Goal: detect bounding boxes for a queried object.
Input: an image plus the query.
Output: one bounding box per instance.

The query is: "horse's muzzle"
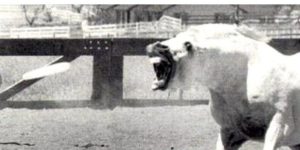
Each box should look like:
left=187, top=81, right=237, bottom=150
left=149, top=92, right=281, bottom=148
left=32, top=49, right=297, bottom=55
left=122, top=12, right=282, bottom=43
left=146, top=42, right=176, bottom=91
left=146, top=42, right=170, bottom=56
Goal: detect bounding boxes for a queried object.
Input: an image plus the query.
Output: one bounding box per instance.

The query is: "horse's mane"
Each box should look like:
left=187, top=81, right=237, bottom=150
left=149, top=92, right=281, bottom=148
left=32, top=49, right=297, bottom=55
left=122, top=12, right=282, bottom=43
left=187, top=24, right=271, bottom=43
left=236, top=24, right=271, bottom=43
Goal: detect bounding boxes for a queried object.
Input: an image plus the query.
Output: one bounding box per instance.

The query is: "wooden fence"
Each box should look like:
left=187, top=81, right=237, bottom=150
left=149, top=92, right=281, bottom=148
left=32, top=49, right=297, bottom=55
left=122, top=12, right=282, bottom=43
left=0, top=29, right=10, bottom=38
left=82, top=15, right=182, bottom=38
left=1, top=14, right=300, bottom=39
left=0, top=16, right=182, bottom=39
left=9, top=26, right=71, bottom=38
left=248, top=24, right=300, bottom=39
left=186, top=14, right=300, bottom=25
left=185, top=14, right=300, bottom=39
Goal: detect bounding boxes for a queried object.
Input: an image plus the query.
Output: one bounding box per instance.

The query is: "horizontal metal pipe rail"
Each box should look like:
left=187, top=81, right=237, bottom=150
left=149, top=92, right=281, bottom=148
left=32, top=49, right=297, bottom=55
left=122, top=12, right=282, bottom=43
left=0, top=38, right=296, bottom=109
left=0, top=38, right=206, bottom=109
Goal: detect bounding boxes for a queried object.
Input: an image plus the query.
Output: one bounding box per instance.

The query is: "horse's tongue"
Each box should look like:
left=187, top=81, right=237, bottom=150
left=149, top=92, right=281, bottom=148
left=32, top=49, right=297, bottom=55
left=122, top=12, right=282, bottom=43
left=151, top=79, right=165, bottom=90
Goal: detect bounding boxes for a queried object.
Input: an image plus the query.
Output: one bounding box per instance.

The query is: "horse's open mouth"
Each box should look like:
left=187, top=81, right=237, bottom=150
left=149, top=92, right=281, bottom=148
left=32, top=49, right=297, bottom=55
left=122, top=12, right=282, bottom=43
left=147, top=43, right=176, bottom=91
left=151, top=60, right=173, bottom=90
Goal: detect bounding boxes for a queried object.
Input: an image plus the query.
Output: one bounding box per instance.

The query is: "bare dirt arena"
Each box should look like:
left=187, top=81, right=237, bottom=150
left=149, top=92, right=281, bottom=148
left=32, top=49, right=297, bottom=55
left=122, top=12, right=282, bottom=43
left=0, top=56, right=291, bottom=150
left=0, top=105, right=288, bottom=150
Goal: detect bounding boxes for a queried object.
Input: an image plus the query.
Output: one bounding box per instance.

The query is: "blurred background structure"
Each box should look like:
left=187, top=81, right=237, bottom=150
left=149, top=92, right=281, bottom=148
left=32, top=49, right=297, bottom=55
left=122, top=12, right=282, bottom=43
left=0, top=6, right=297, bottom=150
left=0, top=5, right=300, bottom=39
left=1, top=5, right=300, bottom=102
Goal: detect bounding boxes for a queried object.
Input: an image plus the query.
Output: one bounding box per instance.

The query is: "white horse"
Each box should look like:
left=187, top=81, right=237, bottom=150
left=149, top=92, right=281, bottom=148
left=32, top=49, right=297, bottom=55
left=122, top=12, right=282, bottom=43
left=146, top=24, right=300, bottom=150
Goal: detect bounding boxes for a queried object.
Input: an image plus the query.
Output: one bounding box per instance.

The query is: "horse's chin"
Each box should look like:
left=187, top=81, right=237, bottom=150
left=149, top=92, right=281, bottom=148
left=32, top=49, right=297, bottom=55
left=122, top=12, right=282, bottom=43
left=151, top=79, right=167, bottom=91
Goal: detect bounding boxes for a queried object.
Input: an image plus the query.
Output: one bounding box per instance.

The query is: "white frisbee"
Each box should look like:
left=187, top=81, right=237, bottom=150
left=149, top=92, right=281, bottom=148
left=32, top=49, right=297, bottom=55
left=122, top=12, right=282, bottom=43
left=22, top=62, right=71, bottom=80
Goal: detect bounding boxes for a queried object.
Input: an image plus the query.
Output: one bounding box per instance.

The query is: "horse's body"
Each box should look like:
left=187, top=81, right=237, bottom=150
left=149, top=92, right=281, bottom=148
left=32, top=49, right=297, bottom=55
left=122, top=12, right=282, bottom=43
left=146, top=24, right=300, bottom=150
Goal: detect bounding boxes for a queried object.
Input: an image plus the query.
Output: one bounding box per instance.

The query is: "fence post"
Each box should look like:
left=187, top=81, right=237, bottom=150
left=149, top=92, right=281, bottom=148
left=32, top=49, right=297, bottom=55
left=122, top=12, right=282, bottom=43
left=155, top=21, right=159, bottom=36
left=136, top=22, right=139, bottom=37
left=91, top=48, right=112, bottom=107
left=90, top=39, right=121, bottom=109
left=114, top=24, right=117, bottom=37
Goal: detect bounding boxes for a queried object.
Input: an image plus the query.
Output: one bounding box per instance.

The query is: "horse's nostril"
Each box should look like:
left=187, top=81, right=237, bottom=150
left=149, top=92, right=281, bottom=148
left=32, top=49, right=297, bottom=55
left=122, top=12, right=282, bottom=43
left=155, top=43, right=169, bottom=50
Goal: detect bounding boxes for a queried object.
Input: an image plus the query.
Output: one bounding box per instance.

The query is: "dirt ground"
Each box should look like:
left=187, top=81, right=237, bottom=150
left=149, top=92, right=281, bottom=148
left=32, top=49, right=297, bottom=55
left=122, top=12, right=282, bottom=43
left=0, top=56, right=291, bottom=150
left=0, top=105, right=290, bottom=150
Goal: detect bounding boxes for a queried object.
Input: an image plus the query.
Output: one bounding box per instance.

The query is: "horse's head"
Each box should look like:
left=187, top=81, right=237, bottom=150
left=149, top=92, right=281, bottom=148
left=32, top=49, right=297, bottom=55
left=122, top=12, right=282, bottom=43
left=146, top=30, right=197, bottom=90
left=146, top=24, right=271, bottom=90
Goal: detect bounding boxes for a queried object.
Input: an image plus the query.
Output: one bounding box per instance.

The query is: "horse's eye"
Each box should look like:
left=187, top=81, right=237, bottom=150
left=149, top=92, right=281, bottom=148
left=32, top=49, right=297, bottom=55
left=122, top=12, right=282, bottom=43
left=184, top=42, right=193, bottom=51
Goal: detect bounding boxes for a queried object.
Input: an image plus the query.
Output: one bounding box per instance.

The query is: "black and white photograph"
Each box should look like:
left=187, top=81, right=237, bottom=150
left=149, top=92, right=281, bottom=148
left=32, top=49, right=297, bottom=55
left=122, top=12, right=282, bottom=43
left=0, top=3, right=299, bottom=150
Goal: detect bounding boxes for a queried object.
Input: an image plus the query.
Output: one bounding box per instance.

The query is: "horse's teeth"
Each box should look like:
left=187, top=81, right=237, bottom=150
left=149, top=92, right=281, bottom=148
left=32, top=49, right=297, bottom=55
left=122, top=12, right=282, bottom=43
left=149, top=57, right=162, bottom=64
left=152, top=78, right=165, bottom=90
left=153, top=79, right=165, bottom=86
left=151, top=84, right=159, bottom=90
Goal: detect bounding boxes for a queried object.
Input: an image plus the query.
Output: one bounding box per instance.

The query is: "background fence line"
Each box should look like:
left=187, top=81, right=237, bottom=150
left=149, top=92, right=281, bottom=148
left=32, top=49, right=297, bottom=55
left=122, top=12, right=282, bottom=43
left=82, top=15, right=182, bottom=38
left=9, top=26, right=71, bottom=38
left=1, top=15, right=300, bottom=39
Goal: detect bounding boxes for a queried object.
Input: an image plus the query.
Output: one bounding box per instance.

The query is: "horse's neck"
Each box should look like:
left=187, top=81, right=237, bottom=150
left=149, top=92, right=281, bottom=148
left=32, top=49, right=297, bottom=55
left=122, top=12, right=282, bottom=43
left=247, top=43, right=283, bottom=66
left=198, top=51, right=249, bottom=94
left=204, top=42, right=282, bottom=99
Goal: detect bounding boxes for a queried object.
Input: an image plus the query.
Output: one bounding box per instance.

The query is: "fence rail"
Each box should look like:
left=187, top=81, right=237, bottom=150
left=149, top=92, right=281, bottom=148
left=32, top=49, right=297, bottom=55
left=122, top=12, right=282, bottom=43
left=186, top=14, right=300, bottom=25
left=2, top=15, right=300, bottom=39
left=186, top=15, right=300, bottom=39
left=82, top=15, right=182, bottom=38
left=246, top=24, right=300, bottom=39
left=9, top=26, right=71, bottom=38
left=0, top=38, right=193, bottom=109
left=0, top=38, right=295, bottom=109
left=0, top=29, right=10, bottom=38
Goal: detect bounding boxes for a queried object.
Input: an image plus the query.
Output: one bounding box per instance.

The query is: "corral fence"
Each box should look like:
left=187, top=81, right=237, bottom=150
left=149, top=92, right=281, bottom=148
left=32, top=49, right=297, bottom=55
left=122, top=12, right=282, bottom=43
left=0, top=38, right=210, bottom=109
left=186, top=14, right=300, bottom=25
left=9, top=26, right=71, bottom=38
left=82, top=15, right=182, bottom=38
left=249, top=24, right=300, bottom=39
left=0, top=38, right=296, bottom=109
left=186, top=14, right=300, bottom=39
left=2, top=15, right=300, bottom=39
left=0, top=28, right=10, bottom=38
left=0, top=16, right=182, bottom=39
left=0, top=15, right=299, bottom=109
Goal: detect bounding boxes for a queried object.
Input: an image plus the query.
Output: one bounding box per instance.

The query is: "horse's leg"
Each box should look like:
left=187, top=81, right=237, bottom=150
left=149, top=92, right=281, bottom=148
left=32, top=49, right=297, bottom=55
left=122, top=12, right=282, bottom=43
left=216, top=132, right=225, bottom=150
left=263, top=112, right=285, bottom=150
left=216, top=128, right=247, bottom=150
left=263, top=105, right=294, bottom=150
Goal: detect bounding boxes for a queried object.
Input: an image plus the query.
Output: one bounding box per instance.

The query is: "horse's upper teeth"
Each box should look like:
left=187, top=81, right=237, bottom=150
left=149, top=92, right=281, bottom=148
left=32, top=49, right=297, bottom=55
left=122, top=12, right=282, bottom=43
left=149, top=57, right=162, bottom=64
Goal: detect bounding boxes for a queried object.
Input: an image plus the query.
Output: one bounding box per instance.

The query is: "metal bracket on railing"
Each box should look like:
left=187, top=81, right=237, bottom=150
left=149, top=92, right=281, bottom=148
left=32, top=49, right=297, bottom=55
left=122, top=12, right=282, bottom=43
left=83, top=39, right=113, bottom=54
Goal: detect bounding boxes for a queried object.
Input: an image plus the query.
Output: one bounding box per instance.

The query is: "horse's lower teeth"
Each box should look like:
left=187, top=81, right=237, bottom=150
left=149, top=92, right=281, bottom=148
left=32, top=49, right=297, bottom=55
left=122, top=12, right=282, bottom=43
left=152, top=79, right=165, bottom=90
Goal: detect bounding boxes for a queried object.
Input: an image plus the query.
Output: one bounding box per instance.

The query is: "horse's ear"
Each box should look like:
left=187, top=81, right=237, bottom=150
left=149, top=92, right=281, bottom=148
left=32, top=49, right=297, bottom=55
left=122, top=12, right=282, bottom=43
left=172, top=41, right=194, bottom=61
left=184, top=42, right=193, bottom=52
left=184, top=41, right=194, bottom=57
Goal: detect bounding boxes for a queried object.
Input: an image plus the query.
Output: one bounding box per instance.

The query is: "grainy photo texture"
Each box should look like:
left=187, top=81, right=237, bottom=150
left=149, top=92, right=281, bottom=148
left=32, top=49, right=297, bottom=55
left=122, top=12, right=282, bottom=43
left=0, top=4, right=298, bottom=150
